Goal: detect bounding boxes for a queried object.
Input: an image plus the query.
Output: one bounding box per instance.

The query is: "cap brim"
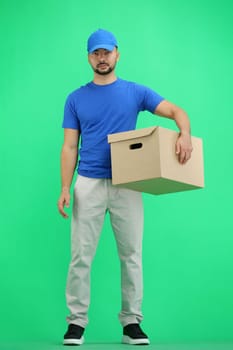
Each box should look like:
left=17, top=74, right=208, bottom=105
left=88, top=44, right=115, bottom=53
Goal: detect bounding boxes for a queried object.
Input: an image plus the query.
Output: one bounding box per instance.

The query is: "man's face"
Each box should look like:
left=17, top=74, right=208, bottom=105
left=88, top=47, right=119, bottom=75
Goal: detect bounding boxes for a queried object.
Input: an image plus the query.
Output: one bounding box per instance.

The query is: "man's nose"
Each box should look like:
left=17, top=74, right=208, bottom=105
left=99, top=53, right=106, bottom=61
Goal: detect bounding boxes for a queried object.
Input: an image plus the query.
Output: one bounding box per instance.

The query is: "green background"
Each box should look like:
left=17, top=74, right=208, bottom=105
left=0, top=0, right=233, bottom=346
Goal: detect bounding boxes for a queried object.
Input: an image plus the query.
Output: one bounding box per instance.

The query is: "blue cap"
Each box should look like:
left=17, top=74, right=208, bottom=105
left=87, top=29, right=118, bottom=53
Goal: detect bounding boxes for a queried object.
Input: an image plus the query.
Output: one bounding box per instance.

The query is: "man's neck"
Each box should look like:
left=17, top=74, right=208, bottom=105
left=93, top=72, right=117, bottom=85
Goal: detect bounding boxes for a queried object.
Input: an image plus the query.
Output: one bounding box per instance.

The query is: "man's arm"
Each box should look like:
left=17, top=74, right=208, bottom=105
left=154, top=100, right=193, bottom=164
left=58, top=128, right=80, bottom=218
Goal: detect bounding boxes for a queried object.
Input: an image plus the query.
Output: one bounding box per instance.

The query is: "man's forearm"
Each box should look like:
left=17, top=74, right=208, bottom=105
left=154, top=100, right=191, bottom=135
left=172, top=107, right=191, bottom=135
left=61, top=145, right=78, bottom=192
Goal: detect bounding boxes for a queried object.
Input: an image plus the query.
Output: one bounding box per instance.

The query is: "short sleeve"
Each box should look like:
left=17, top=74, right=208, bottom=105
left=135, top=84, right=165, bottom=113
left=62, top=94, right=80, bottom=130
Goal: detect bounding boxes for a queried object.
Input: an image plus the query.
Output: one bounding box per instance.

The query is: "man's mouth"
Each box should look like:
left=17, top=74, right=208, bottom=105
left=97, top=63, right=108, bottom=68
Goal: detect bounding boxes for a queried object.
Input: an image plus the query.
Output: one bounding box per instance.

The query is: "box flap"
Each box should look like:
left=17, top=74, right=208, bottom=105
left=108, top=126, right=157, bottom=144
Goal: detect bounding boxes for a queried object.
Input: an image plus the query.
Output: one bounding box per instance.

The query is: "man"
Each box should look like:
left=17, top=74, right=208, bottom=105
left=58, top=29, right=192, bottom=346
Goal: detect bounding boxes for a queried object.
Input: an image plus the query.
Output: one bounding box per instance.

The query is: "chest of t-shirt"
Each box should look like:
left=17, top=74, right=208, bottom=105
left=75, top=88, right=138, bottom=128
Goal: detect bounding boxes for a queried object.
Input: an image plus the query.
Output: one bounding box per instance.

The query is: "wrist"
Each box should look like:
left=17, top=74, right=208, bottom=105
left=62, top=186, right=70, bottom=193
left=179, top=130, right=191, bottom=136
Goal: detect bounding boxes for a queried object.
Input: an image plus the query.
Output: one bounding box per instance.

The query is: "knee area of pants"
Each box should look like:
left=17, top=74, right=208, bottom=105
left=119, top=248, right=142, bottom=261
left=70, top=254, right=92, bottom=268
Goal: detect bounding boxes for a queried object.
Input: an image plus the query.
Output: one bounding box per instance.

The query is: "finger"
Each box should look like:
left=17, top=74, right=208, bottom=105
left=185, top=151, right=192, bottom=162
left=179, top=150, right=186, bottom=164
left=60, top=208, right=69, bottom=218
left=176, top=142, right=181, bottom=155
left=183, top=150, right=192, bottom=164
left=65, top=197, right=70, bottom=208
left=58, top=200, right=69, bottom=218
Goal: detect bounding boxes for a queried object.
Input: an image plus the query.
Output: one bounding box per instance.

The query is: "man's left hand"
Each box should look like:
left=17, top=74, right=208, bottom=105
left=175, top=132, right=193, bottom=164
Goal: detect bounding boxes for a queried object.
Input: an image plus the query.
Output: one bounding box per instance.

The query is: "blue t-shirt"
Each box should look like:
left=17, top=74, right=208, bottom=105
left=62, top=78, right=164, bottom=178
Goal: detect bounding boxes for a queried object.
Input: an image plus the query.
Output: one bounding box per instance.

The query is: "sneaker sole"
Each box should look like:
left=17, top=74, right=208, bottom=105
left=122, top=335, right=150, bottom=345
left=63, top=336, right=84, bottom=345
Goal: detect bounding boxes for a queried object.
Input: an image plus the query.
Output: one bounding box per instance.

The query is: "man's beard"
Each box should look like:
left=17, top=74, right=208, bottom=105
left=94, top=63, right=116, bottom=75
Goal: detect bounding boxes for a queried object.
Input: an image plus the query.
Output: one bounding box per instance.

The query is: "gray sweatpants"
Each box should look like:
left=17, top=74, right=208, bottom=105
left=65, top=175, right=144, bottom=328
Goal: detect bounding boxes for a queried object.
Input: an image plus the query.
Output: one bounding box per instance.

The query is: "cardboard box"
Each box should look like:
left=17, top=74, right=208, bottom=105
left=108, top=126, right=204, bottom=195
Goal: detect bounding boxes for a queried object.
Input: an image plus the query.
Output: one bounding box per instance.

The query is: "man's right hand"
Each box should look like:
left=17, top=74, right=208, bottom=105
left=58, top=189, right=70, bottom=219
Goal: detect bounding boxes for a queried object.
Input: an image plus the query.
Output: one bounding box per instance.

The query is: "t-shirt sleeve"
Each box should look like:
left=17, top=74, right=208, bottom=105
left=62, top=94, right=81, bottom=130
left=135, top=84, right=165, bottom=113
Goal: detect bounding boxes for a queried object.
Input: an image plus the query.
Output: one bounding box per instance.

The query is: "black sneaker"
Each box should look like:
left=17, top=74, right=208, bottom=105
left=63, top=324, right=85, bottom=345
left=122, top=323, right=150, bottom=345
